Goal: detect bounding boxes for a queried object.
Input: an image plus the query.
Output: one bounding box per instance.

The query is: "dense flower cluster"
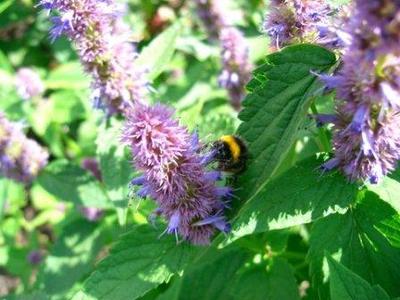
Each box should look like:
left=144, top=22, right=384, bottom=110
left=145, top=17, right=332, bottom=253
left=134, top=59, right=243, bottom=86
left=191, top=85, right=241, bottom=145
left=0, top=113, right=48, bottom=183
left=264, top=0, right=344, bottom=50
left=320, top=0, right=400, bottom=184
left=15, top=68, right=44, bottom=100
left=193, top=0, right=229, bottom=39
left=122, top=104, right=231, bottom=245
left=218, top=27, right=252, bottom=111
left=38, top=0, right=148, bottom=115
left=194, top=0, right=251, bottom=110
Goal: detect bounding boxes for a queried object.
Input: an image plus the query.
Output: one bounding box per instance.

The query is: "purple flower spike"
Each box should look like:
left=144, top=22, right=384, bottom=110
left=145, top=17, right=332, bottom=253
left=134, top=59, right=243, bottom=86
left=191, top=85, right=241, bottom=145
left=15, top=68, right=44, bottom=100
left=218, top=27, right=252, bottom=111
left=39, top=0, right=149, bottom=115
left=313, top=114, right=338, bottom=127
left=80, top=206, right=103, bottom=222
left=137, top=186, right=150, bottom=198
left=317, top=0, right=400, bottom=184
left=27, top=250, right=42, bottom=265
left=167, top=212, right=181, bottom=234
left=122, top=104, right=232, bottom=245
left=193, top=214, right=231, bottom=233
left=81, top=158, right=102, bottom=181
left=263, top=0, right=346, bottom=51
left=349, top=105, right=369, bottom=133
left=321, top=158, right=340, bottom=172
left=193, top=0, right=230, bottom=39
left=0, top=113, right=48, bottom=184
left=130, top=176, right=146, bottom=186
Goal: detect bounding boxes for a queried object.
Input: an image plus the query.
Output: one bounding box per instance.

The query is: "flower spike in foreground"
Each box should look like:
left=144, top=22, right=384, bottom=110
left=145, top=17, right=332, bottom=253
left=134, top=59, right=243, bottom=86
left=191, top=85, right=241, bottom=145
left=318, top=0, right=400, bottom=184
left=0, top=113, right=48, bottom=183
left=122, top=103, right=231, bottom=245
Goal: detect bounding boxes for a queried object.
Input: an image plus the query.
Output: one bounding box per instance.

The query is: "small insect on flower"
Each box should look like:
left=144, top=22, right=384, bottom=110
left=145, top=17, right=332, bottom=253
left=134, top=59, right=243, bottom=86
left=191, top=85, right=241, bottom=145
left=210, top=135, right=248, bottom=174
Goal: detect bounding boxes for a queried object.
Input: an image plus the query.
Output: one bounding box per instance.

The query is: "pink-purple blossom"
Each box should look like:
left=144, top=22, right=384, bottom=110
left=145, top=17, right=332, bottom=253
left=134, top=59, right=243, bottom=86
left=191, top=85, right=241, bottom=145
left=122, top=104, right=231, bottom=245
left=39, top=0, right=148, bottom=115
left=15, top=68, right=45, bottom=100
left=193, top=0, right=251, bottom=110
left=193, top=0, right=230, bottom=39
left=27, top=250, right=43, bottom=265
left=263, top=0, right=344, bottom=50
left=0, top=113, right=48, bottom=183
left=319, top=0, right=400, bottom=184
left=218, top=27, right=252, bottom=111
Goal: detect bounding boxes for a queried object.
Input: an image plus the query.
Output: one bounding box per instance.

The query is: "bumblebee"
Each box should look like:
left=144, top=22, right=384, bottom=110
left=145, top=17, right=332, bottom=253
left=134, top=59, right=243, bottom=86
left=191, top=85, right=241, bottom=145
left=211, top=135, right=248, bottom=173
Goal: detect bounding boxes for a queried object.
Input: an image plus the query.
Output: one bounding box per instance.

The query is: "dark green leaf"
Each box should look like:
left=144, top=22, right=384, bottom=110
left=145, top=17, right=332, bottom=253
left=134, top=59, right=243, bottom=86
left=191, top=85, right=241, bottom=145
left=227, top=157, right=357, bottom=243
left=327, top=256, right=390, bottom=300
left=232, top=258, right=300, bottom=300
left=158, top=249, right=299, bottom=300
left=73, top=225, right=197, bottom=300
left=237, top=44, right=336, bottom=198
left=308, top=192, right=400, bottom=298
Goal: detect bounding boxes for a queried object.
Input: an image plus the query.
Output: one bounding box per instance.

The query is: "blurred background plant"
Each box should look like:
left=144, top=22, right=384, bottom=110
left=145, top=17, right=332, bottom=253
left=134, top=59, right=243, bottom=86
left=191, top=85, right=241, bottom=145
left=2, top=1, right=400, bottom=300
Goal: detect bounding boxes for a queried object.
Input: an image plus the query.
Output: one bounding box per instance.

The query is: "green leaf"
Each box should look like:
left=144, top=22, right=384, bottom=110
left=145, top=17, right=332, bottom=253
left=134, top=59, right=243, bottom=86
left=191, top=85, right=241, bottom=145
left=36, top=219, right=105, bottom=299
left=38, top=160, right=111, bottom=208
left=158, top=247, right=249, bottom=300
left=367, top=168, right=400, bottom=213
left=308, top=191, right=400, bottom=298
left=5, top=291, right=50, bottom=300
left=0, top=48, right=13, bottom=72
left=232, top=258, right=300, bottom=300
left=227, top=157, right=357, bottom=243
left=135, top=22, right=181, bottom=81
left=0, top=178, right=8, bottom=221
left=96, top=120, right=132, bottom=225
left=73, top=225, right=197, bottom=300
left=158, top=249, right=299, bottom=300
left=46, top=62, right=90, bottom=90
left=49, top=90, right=87, bottom=123
left=327, top=256, right=390, bottom=300
left=236, top=44, right=336, bottom=198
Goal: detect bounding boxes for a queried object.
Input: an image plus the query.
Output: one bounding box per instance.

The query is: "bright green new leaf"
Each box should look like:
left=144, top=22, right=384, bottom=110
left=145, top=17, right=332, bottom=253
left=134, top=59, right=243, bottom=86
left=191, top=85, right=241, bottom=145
left=327, top=256, right=390, bottom=300
left=46, top=62, right=90, bottom=90
left=36, top=219, right=105, bottom=299
left=135, top=22, right=181, bottom=81
left=38, top=160, right=111, bottom=208
left=96, top=120, right=132, bottom=225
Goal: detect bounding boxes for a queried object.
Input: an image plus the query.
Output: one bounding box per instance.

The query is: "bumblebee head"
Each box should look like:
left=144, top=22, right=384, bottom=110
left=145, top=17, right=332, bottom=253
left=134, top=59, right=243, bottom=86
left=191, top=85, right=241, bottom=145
left=210, top=135, right=248, bottom=173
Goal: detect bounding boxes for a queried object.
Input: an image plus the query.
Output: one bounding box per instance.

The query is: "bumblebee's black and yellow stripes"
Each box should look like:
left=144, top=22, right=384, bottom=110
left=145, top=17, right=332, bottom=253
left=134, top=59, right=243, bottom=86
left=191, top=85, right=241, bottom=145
left=211, top=135, right=248, bottom=173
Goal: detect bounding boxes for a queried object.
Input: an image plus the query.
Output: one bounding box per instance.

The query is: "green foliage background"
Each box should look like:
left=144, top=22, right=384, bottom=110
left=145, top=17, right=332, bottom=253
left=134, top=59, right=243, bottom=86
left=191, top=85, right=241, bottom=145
left=1, top=0, right=400, bottom=300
